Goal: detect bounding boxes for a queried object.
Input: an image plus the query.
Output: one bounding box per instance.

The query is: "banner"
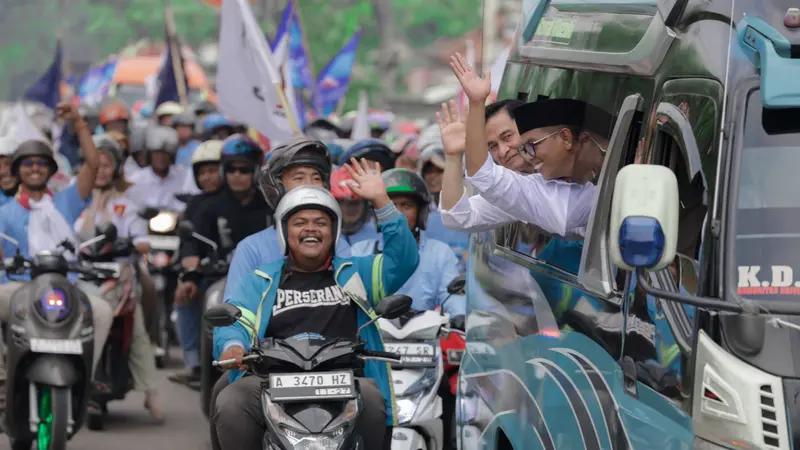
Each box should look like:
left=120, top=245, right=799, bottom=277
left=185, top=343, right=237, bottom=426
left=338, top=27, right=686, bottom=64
left=316, top=30, right=361, bottom=117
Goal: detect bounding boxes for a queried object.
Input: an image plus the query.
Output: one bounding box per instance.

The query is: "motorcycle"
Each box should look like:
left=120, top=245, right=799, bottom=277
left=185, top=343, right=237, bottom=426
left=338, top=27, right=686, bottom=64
left=140, top=207, right=181, bottom=368
left=205, top=294, right=413, bottom=449
left=439, top=276, right=466, bottom=450
left=175, top=220, right=229, bottom=417
left=75, top=225, right=138, bottom=431
left=0, top=231, right=116, bottom=450
left=378, top=294, right=465, bottom=450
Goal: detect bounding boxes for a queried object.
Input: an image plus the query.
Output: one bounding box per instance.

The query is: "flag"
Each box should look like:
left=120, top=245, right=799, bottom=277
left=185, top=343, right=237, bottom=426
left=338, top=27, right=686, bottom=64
left=270, top=0, right=316, bottom=128
left=350, top=90, right=370, bottom=140
left=14, top=103, right=49, bottom=143
left=316, top=30, right=361, bottom=117
left=76, top=58, right=118, bottom=106
left=490, top=46, right=510, bottom=95
left=155, top=6, right=190, bottom=108
left=270, top=0, right=301, bottom=128
left=24, top=41, right=63, bottom=110
left=217, top=0, right=293, bottom=139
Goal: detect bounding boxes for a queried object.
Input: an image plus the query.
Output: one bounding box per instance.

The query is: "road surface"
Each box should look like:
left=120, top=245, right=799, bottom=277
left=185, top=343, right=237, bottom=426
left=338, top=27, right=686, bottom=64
left=0, top=353, right=213, bottom=450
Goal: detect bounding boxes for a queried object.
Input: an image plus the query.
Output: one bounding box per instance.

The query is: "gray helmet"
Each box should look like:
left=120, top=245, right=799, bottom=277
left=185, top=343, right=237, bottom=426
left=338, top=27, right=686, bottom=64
left=92, top=133, right=124, bottom=177
left=145, top=126, right=180, bottom=156
left=258, top=136, right=331, bottom=210
left=170, top=112, right=195, bottom=128
left=129, top=124, right=149, bottom=155
left=274, top=186, right=342, bottom=255
left=11, top=140, right=58, bottom=178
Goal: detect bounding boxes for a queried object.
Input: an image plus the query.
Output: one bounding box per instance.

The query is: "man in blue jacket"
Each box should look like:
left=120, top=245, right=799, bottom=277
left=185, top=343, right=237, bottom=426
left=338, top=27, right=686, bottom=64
left=211, top=159, right=420, bottom=450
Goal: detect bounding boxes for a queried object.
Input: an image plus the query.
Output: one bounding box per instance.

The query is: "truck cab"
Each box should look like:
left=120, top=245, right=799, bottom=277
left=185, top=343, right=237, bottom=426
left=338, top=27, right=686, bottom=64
left=459, top=1, right=800, bottom=449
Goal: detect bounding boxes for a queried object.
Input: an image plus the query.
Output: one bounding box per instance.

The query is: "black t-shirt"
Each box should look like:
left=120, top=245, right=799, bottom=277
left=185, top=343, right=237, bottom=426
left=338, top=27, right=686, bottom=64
left=265, top=270, right=358, bottom=341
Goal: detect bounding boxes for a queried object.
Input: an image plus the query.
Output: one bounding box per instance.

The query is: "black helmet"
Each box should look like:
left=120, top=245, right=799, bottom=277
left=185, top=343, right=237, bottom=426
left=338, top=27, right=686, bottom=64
left=170, top=112, right=195, bottom=128
left=382, top=168, right=432, bottom=230
left=192, top=100, right=217, bottom=117
left=339, top=139, right=395, bottom=171
left=303, top=118, right=345, bottom=141
left=258, top=137, right=331, bottom=210
left=11, top=140, right=58, bottom=178
left=145, top=126, right=180, bottom=156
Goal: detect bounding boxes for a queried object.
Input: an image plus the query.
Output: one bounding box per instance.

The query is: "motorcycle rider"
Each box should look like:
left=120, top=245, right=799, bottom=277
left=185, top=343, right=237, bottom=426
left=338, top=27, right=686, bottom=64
left=155, top=101, right=183, bottom=127
left=337, top=139, right=396, bottom=172
left=0, top=137, right=19, bottom=206
left=172, top=112, right=201, bottom=166
left=170, top=136, right=268, bottom=386
left=0, top=102, right=113, bottom=381
left=417, top=141, right=446, bottom=207
left=221, top=137, right=351, bottom=303
left=330, top=166, right=378, bottom=245
left=72, top=134, right=164, bottom=423
left=212, top=160, right=420, bottom=450
left=199, top=113, right=237, bottom=142
left=350, top=169, right=466, bottom=317
left=192, top=100, right=217, bottom=122
left=126, top=125, right=199, bottom=212
left=126, top=124, right=150, bottom=177
left=98, top=101, right=131, bottom=136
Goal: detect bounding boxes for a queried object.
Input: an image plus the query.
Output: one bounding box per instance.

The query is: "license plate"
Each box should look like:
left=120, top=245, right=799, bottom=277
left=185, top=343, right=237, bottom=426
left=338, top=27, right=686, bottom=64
left=29, top=338, right=82, bottom=355
left=269, top=371, right=355, bottom=402
left=384, top=343, right=436, bottom=367
left=148, top=235, right=179, bottom=251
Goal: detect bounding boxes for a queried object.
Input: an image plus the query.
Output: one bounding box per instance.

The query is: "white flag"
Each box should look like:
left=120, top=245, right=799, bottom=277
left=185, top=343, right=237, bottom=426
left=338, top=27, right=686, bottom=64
left=350, top=90, right=370, bottom=141
left=272, top=30, right=300, bottom=129
left=217, top=0, right=292, bottom=140
left=14, top=102, right=48, bottom=143
left=491, top=46, right=511, bottom=94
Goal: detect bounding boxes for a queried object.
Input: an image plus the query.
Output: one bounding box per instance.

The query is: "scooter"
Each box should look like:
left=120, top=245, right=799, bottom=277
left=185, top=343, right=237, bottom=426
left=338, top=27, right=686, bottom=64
left=75, top=226, right=138, bottom=431
left=175, top=220, right=229, bottom=417
left=141, top=207, right=181, bottom=368
left=378, top=306, right=464, bottom=450
left=205, top=294, right=412, bottom=449
left=0, top=231, right=116, bottom=450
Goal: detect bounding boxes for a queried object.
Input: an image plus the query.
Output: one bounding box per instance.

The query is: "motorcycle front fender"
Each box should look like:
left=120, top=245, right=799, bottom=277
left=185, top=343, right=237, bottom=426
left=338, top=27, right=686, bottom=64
left=25, top=354, right=80, bottom=387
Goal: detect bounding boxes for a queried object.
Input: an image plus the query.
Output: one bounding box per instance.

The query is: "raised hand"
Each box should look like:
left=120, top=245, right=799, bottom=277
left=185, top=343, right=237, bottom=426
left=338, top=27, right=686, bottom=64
left=55, top=101, right=81, bottom=122
left=343, top=158, right=391, bottom=209
left=436, top=100, right=467, bottom=156
left=450, top=52, right=491, bottom=103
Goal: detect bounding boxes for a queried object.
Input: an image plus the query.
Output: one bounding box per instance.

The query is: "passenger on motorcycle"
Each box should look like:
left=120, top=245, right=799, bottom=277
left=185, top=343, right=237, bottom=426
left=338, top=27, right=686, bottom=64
left=125, top=124, right=150, bottom=177
left=0, top=103, right=114, bottom=377
left=171, top=136, right=269, bottom=385
left=0, top=137, right=19, bottom=206
left=154, top=101, right=183, bottom=127
left=126, top=125, right=199, bottom=212
left=330, top=166, right=378, bottom=245
left=222, top=137, right=352, bottom=303
left=72, top=134, right=164, bottom=422
left=351, top=169, right=466, bottom=317
left=212, top=162, right=420, bottom=450
left=99, top=101, right=131, bottom=136
left=171, top=112, right=201, bottom=167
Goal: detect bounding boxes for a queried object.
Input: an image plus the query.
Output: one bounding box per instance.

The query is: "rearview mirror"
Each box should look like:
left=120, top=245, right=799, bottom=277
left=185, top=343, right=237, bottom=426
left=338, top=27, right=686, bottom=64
left=138, top=207, right=160, bottom=220
left=177, top=220, right=196, bottom=241
left=609, top=165, right=678, bottom=272
left=375, top=294, right=412, bottom=320
left=96, top=223, right=117, bottom=243
left=447, top=275, right=466, bottom=295
left=204, top=303, right=241, bottom=328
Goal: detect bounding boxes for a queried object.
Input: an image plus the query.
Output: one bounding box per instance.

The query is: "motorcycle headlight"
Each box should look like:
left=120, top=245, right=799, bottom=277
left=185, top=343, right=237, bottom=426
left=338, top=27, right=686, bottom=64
left=34, top=289, right=72, bottom=323
left=264, top=394, right=349, bottom=450
left=396, top=393, right=424, bottom=425
left=402, top=366, right=438, bottom=397
left=322, top=398, right=359, bottom=433
left=263, top=394, right=307, bottom=432
left=149, top=212, right=177, bottom=233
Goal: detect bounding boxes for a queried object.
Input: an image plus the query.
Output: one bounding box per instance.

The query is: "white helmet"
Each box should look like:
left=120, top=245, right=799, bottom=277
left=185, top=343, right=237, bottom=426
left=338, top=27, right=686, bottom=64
left=155, top=101, right=184, bottom=118
left=274, top=186, right=342, bottom=255
left=191, top=140, right=223, bottom=167
left=0, top=136, right=20, bottom=157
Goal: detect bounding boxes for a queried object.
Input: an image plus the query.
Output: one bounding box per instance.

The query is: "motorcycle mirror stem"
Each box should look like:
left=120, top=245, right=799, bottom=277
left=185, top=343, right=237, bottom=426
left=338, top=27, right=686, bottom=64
left=77, top=234, right=107, bottom=252
left=192, top=231, right=219, bottom=253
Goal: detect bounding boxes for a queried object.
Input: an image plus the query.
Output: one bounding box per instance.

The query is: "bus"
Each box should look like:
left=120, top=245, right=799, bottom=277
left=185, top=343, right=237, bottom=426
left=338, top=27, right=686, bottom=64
left=458, top=1, right=800, bottom=449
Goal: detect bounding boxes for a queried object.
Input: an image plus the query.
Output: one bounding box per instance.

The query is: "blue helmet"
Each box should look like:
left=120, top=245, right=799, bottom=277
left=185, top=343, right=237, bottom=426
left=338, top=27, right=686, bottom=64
left=220, top=134, right=264, bottom=168
left=323, top=139, right=354, bottom=166
left=338, top=139, right=394, bottom=170
left=200, top=113, right=236, bottom=139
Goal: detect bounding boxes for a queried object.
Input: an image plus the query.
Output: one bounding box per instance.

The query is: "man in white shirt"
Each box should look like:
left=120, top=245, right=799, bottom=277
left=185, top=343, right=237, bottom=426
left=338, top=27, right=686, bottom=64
left=126, top=125, right=199, bottom=213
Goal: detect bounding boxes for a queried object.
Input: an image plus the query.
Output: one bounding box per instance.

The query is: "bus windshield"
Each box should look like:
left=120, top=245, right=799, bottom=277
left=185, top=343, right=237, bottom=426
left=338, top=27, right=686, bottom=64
left=734, top=91, right=800, bottom=299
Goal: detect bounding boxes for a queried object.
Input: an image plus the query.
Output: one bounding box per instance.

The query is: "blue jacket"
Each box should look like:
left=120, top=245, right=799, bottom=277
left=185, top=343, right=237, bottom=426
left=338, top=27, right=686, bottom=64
left=214, top=204, right=420, bottom=425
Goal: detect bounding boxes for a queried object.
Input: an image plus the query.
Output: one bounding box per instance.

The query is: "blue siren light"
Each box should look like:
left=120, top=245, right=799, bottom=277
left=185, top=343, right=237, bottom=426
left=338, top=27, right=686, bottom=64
left=618, top=216, right=665, bottom=268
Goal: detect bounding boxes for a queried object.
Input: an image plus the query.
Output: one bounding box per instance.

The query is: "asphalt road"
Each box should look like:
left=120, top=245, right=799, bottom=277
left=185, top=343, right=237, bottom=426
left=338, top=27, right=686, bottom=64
left=0, top=352, right=213, bottom=450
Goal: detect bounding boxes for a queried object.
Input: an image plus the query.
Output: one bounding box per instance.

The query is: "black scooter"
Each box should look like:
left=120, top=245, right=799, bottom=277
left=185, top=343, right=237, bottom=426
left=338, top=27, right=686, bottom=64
left=175, top=221, right=229, bottom=416
left=0, top=230, right=116, bottom=450
left=205, top=294, right=412, bottom=449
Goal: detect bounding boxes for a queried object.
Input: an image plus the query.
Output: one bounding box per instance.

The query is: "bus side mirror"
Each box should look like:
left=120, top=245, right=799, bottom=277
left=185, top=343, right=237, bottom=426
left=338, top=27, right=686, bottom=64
left=609, top=165, right=679, bottom=272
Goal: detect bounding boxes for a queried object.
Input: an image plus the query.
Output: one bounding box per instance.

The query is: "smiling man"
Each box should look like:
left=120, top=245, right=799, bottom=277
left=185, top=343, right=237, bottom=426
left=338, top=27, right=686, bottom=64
left=0, top=137, right=19, bottom=205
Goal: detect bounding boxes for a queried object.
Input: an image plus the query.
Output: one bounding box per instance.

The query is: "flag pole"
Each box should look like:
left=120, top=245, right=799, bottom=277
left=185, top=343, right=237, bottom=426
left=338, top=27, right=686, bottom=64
left=291, top=0, right=320, bottom=116
left=275, top=82, right=301, bottom=134
left=165, top=3, right=189, bottom=108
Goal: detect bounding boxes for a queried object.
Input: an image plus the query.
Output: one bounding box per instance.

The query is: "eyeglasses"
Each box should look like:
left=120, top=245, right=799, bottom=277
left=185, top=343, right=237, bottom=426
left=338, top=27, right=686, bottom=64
left=21, top=159, right=49, bottom=168
left=225, top=166, right=252, bottom=175
left=517, top=130, right=559, bottom=159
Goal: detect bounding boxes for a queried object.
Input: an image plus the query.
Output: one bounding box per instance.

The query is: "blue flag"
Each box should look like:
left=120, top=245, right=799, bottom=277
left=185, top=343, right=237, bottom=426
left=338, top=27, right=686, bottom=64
left=24, top=41, right=62, bottom=110
left=155, top=23, right=189, bottom=109
left=316, top=30, right=361, bottom=116
left=76, top=58, right=118, bottom=106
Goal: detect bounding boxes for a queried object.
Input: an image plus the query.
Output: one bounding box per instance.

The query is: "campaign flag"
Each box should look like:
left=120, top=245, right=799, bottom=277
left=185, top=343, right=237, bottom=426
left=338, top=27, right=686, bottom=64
left=350, top=90, right=370, bottom=141
left=24, top=41, right=63, bottom=110
left=316, top=30, right=361, bottom=117
left=154, top=6, right=190, bottom=108
left=269, top=0, right=301, bottom=128
left=76, top=59, right=118, bottom=106
left=216, top=0, right=293, bottom=139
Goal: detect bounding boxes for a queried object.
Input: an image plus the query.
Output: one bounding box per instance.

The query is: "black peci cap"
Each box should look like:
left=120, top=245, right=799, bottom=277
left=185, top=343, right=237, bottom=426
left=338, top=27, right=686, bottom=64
left=513, top=99, right=616, bottom=139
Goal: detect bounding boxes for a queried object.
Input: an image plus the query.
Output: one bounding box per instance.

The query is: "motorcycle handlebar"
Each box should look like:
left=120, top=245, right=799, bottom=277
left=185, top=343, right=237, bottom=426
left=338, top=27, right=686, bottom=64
left=212, top=354, right=261, bottom=367
left=211, top=347, right=404, bottom=367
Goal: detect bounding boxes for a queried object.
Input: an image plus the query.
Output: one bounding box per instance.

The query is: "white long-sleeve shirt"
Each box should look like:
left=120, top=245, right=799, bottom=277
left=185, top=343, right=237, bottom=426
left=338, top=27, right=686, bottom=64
left=440, top=188, right=518, bottom=233
left=126, top=165, right=199, bottom=213
left=458, top=155, right=597, bottom=238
